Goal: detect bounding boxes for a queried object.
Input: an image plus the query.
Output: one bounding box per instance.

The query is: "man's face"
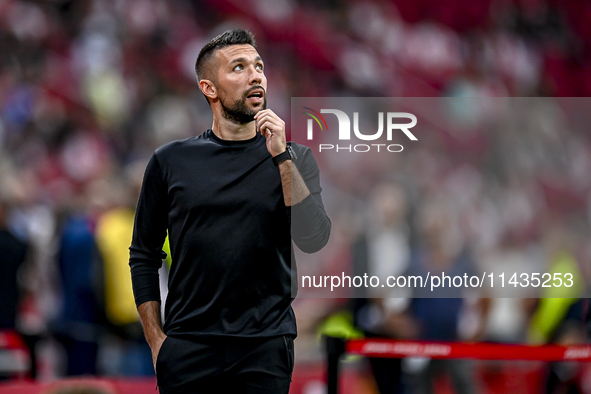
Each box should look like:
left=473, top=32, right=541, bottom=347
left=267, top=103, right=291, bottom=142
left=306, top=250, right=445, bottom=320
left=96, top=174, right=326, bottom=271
left=212, top=44, right=267, bottom=124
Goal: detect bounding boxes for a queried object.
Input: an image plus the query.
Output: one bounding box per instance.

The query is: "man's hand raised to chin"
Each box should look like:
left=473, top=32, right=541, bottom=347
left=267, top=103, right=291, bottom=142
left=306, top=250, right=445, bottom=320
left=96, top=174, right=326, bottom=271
left=254, top=109, right=286, bottom=157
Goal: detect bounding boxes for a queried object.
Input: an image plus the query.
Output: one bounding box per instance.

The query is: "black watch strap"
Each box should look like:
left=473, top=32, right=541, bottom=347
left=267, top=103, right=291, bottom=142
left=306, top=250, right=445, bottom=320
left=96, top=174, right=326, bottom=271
left=272, top=145, right=296, bottom=166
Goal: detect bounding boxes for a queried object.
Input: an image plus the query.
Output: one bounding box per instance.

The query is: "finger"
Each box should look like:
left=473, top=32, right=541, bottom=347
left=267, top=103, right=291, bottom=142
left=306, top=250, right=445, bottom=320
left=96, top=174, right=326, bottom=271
left=254, top=109, right=275, bottom=119
left=258, top=117, right=280, bottom=128
left=259, top=124, right=275, bottom=138
left=257, top=117, right=284, bottom=134
left=260, top=123, right=283, bottom=138
left=255, top=118, right=276, bottom=135
left=254, top=113, right=275, bottom=126
left=255, top=111, right=282, bottom=125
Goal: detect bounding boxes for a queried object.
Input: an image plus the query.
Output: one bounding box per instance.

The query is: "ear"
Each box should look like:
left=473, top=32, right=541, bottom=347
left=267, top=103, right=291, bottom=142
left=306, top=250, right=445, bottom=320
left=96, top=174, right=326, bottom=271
left=199, top=79, right=217, bottom=100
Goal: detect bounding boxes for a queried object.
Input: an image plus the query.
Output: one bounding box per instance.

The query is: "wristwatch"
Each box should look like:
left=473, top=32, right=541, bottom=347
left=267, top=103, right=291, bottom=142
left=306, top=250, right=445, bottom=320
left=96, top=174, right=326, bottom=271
left=272, top=145, right=297, bottom=166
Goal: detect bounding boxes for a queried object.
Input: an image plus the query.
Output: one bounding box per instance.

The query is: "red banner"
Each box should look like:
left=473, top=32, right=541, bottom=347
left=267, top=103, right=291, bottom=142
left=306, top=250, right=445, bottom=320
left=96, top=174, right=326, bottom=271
left=345, top=339, right=591, bottom=362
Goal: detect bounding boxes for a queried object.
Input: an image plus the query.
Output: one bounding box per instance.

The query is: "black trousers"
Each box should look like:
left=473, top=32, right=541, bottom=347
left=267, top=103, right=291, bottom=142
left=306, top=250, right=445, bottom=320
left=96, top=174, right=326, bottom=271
left=156, top=335, right=294, bottom=394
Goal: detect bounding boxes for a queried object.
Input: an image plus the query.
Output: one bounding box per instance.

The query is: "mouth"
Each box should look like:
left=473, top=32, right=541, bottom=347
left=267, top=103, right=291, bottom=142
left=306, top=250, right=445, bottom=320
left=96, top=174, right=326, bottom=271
left=246, top=88, right=265, bottom=103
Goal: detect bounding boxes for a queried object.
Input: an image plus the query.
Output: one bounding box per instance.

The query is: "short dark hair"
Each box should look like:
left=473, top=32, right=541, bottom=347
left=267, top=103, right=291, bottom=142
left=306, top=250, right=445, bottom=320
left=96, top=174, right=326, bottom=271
left=195, top=29, right=256, bottom=81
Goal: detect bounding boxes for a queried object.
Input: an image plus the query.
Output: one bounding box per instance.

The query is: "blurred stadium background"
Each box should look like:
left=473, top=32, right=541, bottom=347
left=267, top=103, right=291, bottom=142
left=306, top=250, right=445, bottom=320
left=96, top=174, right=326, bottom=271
left=0, top=0, right=591, bottom=393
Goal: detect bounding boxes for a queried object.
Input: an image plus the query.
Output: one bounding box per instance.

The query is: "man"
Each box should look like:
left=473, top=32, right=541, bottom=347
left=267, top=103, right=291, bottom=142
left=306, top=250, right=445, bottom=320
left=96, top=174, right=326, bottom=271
left=0, top=196, right=28, bottom=332
left=129, top=29, right=331, bottom=394
left=0, top=195, right=29, bottom=380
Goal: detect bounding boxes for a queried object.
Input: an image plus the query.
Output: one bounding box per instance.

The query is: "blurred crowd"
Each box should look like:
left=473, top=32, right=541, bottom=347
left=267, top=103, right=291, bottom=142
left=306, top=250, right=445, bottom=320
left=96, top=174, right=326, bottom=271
left=0, top=0, right=591, bottom=392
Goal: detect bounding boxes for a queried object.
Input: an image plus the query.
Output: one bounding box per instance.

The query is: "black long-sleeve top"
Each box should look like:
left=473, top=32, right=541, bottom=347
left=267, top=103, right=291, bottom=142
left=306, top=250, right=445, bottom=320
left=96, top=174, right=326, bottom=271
left=129, top=130, right=331, bottom=339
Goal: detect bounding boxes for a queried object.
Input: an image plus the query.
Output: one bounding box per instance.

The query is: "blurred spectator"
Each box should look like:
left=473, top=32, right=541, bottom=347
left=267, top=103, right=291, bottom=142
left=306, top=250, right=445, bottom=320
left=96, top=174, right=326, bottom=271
left=352, top=181, right=415, bottom=393
left=478, top=230, right=539, bottom=343
left=526, top=224, right=587, bottom=394
left=0, top=194, right=28, bottom=331
left=54, top=193, right=102, bottom=376
left=0, top=190, right=30, bottom=380
left=405, top=197, right=484, bottom=394
left=587, top=299, right=591, bottom=342
left=536, top=298, right=588, bottom=394
left=93, top=165, right=153, bottom=376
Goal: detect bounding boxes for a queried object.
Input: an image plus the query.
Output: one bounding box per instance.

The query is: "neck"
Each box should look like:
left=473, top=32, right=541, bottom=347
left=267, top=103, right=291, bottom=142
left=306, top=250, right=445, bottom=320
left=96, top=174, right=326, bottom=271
left=211, top=118, right=256, bottom=141
left=211, top=113, right=257, bottom=141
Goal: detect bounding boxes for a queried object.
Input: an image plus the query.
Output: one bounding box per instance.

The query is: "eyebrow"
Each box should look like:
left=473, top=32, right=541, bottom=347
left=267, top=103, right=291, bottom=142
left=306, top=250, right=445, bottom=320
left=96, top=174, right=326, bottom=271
left=229, top=56, right=263, bottom=65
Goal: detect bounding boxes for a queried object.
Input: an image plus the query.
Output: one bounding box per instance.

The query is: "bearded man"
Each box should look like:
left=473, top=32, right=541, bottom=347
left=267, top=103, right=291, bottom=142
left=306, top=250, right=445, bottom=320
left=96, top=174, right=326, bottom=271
left=129, top=29, right=331, bottom=394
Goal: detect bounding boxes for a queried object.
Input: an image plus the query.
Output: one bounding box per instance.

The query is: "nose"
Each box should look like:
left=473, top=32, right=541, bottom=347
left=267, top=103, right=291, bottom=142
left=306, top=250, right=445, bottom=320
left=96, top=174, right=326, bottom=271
left=248, top=66, right=263, bottom=85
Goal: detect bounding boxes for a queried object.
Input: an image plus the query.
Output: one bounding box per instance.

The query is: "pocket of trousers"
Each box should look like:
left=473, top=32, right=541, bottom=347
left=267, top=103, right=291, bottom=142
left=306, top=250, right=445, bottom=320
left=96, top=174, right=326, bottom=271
left=156, top=336, right=173, bottom=390
left=283, top=336, right=294, bottom=381
left=155, top=336, right=172, bottom=372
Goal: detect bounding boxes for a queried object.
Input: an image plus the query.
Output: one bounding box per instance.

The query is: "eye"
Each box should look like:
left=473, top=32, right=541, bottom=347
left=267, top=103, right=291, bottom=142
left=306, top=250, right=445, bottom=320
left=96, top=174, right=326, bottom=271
left=256, top=63, right=264, bottom=71
left=233, top=64, right=244, bottom=71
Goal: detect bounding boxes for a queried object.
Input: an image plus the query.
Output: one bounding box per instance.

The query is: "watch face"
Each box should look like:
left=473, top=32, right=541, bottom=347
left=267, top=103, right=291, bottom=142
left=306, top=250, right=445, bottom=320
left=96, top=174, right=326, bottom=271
left=288, top=146, right=297, bottom=161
